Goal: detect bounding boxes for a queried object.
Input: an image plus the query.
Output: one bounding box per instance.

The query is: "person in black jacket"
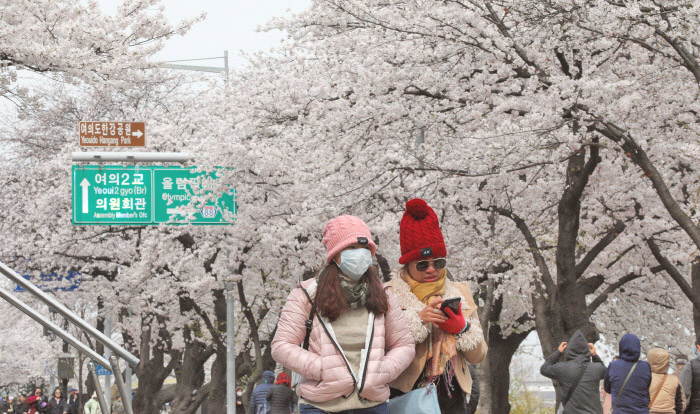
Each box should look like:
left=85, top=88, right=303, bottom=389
left=14, top=394, right=29, bottom=414
left=604, top=333, right=652, bottom=414
left=265, top=373, right=297, bottom=414
left=65, top=389, right=78, bottom=414
left=466, top=364, right=479, bottom=414
left=540, top=330, right=607, bottom=414
left=46, top=388, right=68, bottom=414
left=680, top=337, right=700, bottom=414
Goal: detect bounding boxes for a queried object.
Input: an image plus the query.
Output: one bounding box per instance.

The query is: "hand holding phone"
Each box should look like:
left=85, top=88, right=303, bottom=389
left=437, top=297, right=468, bottom=335
left=439, top=297, right=461, bottom=315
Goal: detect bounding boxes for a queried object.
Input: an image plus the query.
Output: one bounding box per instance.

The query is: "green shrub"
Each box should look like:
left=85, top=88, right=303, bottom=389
left=509, top=375, right=554, bottom=414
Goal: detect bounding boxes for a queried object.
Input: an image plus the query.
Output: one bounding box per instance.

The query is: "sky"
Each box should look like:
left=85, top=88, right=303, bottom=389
left=97, top=0, right=312, bottom=67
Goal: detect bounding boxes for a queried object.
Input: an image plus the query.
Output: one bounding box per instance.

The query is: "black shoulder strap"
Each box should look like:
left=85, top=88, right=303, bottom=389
left=299, top=284, right=316, bottom=351
left=562, top=360, right=589, bottom=408
left=612, top=361, right=639, bottom=411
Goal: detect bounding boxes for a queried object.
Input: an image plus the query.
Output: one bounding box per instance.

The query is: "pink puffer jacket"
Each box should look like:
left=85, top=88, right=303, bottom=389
left=271, top=279, right=415, bottom=403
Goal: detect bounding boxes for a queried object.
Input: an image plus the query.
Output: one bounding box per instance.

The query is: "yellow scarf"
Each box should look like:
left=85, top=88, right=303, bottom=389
left=403, top=269, right=446, bottom=303
left=402, top=269, right=457, bottom=378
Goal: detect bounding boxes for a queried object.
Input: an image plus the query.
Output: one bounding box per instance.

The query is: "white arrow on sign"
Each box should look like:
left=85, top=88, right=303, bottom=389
left=132, top=129, right=143, bottom=138
left=80, top=178, right=90, bottom=213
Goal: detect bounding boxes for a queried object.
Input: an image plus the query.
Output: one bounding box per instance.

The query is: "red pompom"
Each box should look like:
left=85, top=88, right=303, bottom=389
left=406, top=198, right=430, bottom=219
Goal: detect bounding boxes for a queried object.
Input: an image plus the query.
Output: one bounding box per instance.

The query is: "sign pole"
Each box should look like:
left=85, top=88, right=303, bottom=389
left=226, top=281, right=235, bottom=414
left=104, top=301, right=112, bottom=406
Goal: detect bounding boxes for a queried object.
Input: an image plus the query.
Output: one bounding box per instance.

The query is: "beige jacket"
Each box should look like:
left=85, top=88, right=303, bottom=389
left=386, top=274, right=488, bottom=394
left=648, top=348, right=683, bottom=414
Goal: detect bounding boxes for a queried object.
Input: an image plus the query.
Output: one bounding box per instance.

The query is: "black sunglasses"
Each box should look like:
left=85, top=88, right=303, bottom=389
left=415, top=258, right=447, bottom=272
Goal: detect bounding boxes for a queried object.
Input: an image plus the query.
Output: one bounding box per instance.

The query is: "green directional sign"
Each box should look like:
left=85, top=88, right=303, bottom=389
left=72, top=166, right=236, bottom=225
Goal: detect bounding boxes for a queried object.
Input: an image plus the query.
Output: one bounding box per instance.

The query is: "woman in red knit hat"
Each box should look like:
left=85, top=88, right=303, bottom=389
left=272, top=215, right=415, bottom=414
left=387, top=199, right=488, bottom=413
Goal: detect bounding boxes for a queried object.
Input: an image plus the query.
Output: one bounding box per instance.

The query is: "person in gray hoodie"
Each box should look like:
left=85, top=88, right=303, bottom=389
left=541, top=330, right=607, bottom=414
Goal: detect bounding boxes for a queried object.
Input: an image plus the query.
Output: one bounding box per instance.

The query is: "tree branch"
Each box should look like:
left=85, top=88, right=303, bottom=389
left=646, top=237, right=700, bottom=314
left=593, top=120, right=700, bottom=250
left=481, top=206, right=555, bottom=295
left=587, top=271, right=644, bottom=315
left=576, top=220, right=626, bottom=278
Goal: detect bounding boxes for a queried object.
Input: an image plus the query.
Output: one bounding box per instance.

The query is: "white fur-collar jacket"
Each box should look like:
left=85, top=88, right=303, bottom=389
left=388, top=271, right=485, bottom=353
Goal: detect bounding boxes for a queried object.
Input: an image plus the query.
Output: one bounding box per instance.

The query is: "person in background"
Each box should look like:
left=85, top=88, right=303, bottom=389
left=66, top=389, right=78, bottom=414
left=26, top=389, right=44, bottom=414
left=272, top=214, right=415, bottom=414
left=540, top=330, right=607, bottom=414
left=604, top=334, right=652, bottom=414
left=47, top=388, right=68, bottom=414
left=0, top=394, right=10, bottom=413
left=14, top=394, right=28, bottom=414
left=672, top=356, right=687, bottom=379
left=236, top=389, right=245, bottom=414
left=647, top=348, right=684, bottom=414
left=266, top=373, right=297, bottom=414
left=0, top=396, right=10, bottom=413
left=602, top=356, right=620, bottom=414
left=680, top=338, right=700, bottom=414
left=82, top=394, right=100, bottom=414
left=466, top=364, right=480, bottom=414
left=110, top=396, right=125, bottom=414
left=249, top=371, right=275, bottom=414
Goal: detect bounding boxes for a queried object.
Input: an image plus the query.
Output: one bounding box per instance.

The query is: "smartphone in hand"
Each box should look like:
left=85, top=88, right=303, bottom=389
left=440, top=297, right=461, bottom=315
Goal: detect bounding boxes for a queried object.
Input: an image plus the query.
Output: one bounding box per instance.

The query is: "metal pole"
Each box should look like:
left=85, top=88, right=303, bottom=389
left=71, top=151, right=193, bottom=163
left=224, top=50, right=229, bottom=83
left=125, top=365, right=132, bottom=402
left=226, top=281, right=235, bottom=414
left=104, top=302, right=112, bottom=406
left=0, top=287, right=110, bottom=367
left=125, top=307, right=133, bottom=402
left=0, top=261, right=139, bottom=367
left=109, top=356, right=134, bottom=414
left=88, top=362, right=110, bottom=414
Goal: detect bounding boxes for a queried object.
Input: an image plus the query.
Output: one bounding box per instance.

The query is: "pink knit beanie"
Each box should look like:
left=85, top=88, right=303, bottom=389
left=322, top=215, right=377, bottom=263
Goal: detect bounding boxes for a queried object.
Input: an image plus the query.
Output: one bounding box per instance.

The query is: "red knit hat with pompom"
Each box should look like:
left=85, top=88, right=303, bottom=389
left=399, top=199, right=446, bottom=264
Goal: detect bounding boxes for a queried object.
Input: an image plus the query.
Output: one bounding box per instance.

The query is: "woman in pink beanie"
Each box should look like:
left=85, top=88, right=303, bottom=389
left=272, top=215, right=415, bottom=414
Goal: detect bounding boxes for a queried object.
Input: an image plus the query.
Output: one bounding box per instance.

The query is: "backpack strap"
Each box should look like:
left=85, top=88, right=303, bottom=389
left=299, top=283, right=316, bottom=351
left=612, top=361, right=639, bottom=412
left=649, top=374, right=669, bottom=408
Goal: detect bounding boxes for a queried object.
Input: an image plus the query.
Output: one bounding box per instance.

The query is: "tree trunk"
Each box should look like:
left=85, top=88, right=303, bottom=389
left=132, top=314, right=180, bottom=414
left=474, top=264, right=531, bottom=414
left=479, top=329, right=530, bottom=414
left=693, top=258, right=700, bottom=338
left=207, top=288, right=228, bottom=412
left=170, top=332, right=213, bottom=414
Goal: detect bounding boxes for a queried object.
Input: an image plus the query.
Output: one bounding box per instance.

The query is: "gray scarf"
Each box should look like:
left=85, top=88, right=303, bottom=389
left=338, top=277, right=368, bottom=309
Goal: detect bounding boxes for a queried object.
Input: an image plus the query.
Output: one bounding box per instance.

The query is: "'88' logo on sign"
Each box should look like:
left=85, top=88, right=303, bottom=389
left=201, top=206, right=218, bottom=218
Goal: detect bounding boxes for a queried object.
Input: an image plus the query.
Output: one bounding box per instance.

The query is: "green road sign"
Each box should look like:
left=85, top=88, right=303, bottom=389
left=72, top=165, right=236, bottom=225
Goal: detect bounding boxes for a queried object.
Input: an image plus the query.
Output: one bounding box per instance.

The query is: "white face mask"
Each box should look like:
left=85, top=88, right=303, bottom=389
left=336, top=248, right=373, bottom=281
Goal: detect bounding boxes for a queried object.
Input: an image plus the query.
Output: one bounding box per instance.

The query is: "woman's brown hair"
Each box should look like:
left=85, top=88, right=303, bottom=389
left=314, top=263, right=389, bottom=322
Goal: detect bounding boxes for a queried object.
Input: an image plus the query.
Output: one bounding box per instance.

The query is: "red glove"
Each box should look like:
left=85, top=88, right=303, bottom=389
left=436, top=306, right=468, bottom=335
